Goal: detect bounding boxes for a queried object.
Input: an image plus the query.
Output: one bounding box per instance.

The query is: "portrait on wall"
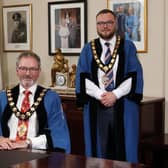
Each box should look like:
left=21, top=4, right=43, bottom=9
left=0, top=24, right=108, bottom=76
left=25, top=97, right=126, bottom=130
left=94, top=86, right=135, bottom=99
left=48, top=1, right=87, bottom=56
left=2, top=4, right=32, bottom=51
left=108, top=0, right=147, bottom=53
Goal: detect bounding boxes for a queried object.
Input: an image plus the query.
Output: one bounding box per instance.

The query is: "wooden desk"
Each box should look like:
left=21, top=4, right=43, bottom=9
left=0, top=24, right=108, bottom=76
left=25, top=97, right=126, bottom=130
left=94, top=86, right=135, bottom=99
left=60, top=95, right=165, bottom=157
left=1, top=150, right=50, bottom=168
left=2, top=150, right=147, bottom=168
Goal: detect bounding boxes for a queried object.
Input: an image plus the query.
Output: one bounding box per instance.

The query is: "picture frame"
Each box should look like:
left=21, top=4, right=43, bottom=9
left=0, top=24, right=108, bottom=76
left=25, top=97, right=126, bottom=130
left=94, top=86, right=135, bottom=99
left=2, top=4, right=32, bottom=52
left=48, top=0, right=87, bottom=56
left=107, top=0, right=147, bottom=53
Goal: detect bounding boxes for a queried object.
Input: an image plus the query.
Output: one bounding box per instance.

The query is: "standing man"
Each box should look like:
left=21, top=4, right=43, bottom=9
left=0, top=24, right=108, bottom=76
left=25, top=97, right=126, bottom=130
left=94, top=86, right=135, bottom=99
left=116, top=5, right=126, bottom=38
left=68, top=17, right=78, bottom=48
left=75, top=9, right=143, bottom=163
left=0, top=51, right=70, bottom=153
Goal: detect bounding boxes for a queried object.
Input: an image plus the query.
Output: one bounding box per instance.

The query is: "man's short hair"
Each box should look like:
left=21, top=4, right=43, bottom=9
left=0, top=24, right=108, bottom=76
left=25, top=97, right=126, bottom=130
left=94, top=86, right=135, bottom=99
left=12, top=12, right=21, bottom=21
left=16, top=51, right=41, bottom=69
left=96, top=9, right=116, bottom=19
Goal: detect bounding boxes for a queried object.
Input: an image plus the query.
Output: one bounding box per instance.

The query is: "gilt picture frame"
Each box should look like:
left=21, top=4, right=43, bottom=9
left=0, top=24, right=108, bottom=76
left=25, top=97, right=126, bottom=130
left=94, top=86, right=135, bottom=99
left=107, top=0, right=147, bottom=53
left=2, top=4, right=32, bottom=52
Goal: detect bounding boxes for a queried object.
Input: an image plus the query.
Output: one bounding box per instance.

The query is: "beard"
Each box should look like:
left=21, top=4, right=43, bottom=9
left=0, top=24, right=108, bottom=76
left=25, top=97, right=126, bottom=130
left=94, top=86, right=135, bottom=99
left=20, top=77, right=34, bottom=89
left=97, top=29, right=116, bottom=41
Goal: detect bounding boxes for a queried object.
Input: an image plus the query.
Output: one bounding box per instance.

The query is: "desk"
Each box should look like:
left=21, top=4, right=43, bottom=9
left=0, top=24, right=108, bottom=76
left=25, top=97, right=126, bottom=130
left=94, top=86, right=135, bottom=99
left=0, top=150, right=147, bottom=168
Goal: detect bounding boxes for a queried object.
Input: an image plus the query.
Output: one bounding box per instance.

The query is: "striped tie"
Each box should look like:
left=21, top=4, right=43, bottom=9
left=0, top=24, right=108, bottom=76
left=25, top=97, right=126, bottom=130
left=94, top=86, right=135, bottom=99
left=104, top=42, right=114, bottom=91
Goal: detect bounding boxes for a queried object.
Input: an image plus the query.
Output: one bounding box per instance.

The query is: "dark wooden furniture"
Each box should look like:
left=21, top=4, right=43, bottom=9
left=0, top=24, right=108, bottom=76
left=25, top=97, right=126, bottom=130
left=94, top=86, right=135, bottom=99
left=139, top=97, right=165, bottom=167
left=2, top=150, right=147, bottom=168
left=61, top=94, right=85, bottom=155
left=139, top=97, right=165, bottom=139
left=60, top=94, right=165, bottom=158
left=140, top=134, right=168, bottom=168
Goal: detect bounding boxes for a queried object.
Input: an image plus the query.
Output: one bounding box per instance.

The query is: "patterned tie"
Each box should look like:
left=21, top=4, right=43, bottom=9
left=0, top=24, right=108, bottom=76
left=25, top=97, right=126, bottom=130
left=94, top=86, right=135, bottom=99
left=104, top=42, right=114, bottom=91
left=16, top=90, right=31, bottom=141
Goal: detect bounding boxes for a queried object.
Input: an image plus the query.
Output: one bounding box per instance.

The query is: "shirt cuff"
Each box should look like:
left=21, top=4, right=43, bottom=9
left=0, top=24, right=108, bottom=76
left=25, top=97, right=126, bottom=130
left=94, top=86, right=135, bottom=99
left=112, top=78, right=132, bottom=99
left=85, top=79, right=105, bottom=100
left=30, top=135, right=47, bottom=150
left=112, top=89, right=123, bottom=99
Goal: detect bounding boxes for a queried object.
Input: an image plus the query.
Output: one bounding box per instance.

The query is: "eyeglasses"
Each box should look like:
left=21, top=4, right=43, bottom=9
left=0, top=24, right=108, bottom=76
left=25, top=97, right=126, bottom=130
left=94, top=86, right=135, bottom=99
left=97, top=21, right=115, bottom=27
left=17, top=66, right=39, bottom=73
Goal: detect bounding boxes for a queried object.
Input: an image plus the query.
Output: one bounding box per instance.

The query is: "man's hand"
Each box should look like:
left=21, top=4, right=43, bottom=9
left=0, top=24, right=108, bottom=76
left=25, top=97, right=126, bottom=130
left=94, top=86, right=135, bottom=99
left=0, top=137, right=29, bottom=150
left=0, top=137, right=15, bottom=150
left=11, top=140, right=28, bottom=149
left=100, top=92, right=117, bottom=107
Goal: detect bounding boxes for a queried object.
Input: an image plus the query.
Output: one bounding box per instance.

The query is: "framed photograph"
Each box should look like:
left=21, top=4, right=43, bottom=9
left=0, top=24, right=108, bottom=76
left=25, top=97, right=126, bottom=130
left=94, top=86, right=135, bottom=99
left=2, top=4, right=32, bottom=52
left=48, top=0, right=87, bottom=56
left=108, top=0, right=147, bottom=53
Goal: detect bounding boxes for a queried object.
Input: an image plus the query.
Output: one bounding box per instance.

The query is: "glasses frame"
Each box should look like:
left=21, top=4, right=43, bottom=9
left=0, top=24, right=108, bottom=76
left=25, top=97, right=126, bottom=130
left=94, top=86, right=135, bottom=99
left=17, top=66, right=39, bottom=73
left=97, top=21, right=115, bottom=27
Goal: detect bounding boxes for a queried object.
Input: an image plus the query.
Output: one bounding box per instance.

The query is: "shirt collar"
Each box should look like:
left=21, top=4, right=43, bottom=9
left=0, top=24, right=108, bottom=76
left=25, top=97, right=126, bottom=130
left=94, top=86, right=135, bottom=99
left=100, top=35, right=116, bottom=47
left=19, top=83, right=37, bottom=95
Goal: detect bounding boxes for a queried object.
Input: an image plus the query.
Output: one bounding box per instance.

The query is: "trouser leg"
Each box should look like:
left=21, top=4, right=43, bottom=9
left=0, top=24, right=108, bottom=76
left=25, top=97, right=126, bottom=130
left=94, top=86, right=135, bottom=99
left=97, top=105, right=116, bottom=159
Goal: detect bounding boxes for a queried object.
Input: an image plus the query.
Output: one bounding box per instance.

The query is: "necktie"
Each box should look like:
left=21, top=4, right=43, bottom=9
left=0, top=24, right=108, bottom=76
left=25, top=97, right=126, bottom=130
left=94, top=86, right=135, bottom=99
left=16, top=90, right=31, bottom=141
left=104, top=42, right=114, bottom=91
left=105, top=42, right=111, bottom=64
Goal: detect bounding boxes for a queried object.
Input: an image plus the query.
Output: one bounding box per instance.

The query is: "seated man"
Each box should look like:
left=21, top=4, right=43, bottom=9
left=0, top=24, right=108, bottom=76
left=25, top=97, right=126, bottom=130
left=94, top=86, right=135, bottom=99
left=0, top=51, right=70, bottom=153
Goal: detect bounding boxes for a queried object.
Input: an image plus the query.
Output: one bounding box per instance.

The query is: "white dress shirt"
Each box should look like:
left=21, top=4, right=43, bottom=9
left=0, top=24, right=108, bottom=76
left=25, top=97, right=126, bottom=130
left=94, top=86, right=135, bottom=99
left=86, top=36, right=132, bottom=100
left=8, top=84, right=47, bottom=149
